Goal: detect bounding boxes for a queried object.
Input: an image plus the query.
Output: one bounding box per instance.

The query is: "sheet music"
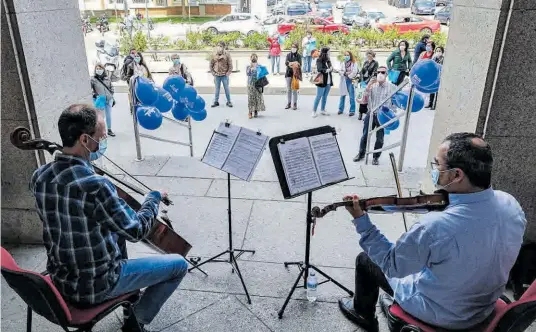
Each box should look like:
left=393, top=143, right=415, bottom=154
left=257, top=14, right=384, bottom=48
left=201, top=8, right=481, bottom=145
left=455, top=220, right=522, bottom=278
left=278, top=137, right=321, bottom=196
left=201, top=123, right=240, bottom=169
left=309, top=133, right=348, bottom=185
left=222, top=127, right=268, bottom=181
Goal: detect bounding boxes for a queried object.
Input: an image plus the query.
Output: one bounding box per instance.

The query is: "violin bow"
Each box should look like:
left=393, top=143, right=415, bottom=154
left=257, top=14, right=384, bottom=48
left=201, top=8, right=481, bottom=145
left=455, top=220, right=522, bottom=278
left=389, top=152, right=408, bottom=232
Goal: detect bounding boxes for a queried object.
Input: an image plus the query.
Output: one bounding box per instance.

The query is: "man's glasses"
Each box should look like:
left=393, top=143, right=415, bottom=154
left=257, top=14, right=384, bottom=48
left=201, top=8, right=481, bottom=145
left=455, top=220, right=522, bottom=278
left=377, top=71, right=386, bottom=74
left=430, top=161, right=449, bottom=170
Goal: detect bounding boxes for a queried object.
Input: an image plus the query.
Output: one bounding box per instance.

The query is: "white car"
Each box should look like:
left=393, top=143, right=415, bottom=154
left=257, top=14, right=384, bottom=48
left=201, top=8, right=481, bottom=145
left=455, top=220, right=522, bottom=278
left=199, top=13, right=262, bottom=35
left=335, top=0, right=351, bottom=9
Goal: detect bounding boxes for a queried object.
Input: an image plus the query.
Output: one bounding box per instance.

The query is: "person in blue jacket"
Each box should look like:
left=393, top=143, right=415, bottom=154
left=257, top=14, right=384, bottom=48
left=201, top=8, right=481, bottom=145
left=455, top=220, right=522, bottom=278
left=413, top=34, right=430, bottom=63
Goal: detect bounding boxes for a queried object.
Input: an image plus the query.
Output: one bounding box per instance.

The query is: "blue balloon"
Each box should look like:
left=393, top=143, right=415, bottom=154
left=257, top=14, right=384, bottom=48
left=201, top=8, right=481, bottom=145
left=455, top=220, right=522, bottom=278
left=163, top=75, right=186, bottom=100
left=171, top=101, right=189, bottom=121
left=135, top=77, right=159, bottom=106
left=415, top=80, right=440, bottom=94
left=153, top=88, right=174, bottom=113
left=193, top=95, right=206, bottom=111
left=409, top=59, right=441, bottom=91
left=179, top=85, right=198, bottom=110
left=189, top=108, right=207, bottom=121
left=391, top=91, right=425, bottom=113
left=377, top=106, right=399, bottom=131
left=136, top=106, right=163, bottom=130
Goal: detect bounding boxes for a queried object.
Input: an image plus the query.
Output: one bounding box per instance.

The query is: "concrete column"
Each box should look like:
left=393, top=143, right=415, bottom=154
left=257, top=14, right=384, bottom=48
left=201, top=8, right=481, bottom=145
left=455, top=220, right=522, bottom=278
left=425, top=0, right=536, bottom=242
left=1, top=0, right=92, bottom=243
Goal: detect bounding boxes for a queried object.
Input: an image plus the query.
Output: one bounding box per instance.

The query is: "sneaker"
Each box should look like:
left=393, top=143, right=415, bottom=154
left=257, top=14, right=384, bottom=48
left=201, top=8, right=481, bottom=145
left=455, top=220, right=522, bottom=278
left=372, top=158, right=379, bottom=165
left=248, top=112, right=253, bottom=119
left=211, top=102, right=219, bottom=108
left=320, top=110, right=328, bottom=116
left=312, top=112, right=317, bottom=118
left=107, top=129, right=116, bottom=137
left=285, top=103, right=291, bottom=109
left=226, top=102, right=233, bottom=107
left=292, top=103, right=297, bottom=110
left=353, top=154, right=364, bottom=162
left=358, top=113, right=363, bottom=120
left=338, top=110, right=343, bottom=115
left=254, top=110, right=258, bottom=118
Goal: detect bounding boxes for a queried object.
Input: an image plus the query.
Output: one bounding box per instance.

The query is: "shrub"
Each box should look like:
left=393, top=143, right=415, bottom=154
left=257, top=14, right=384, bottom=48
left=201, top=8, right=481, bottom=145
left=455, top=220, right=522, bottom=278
left=243, top=32, right=270, bottom=50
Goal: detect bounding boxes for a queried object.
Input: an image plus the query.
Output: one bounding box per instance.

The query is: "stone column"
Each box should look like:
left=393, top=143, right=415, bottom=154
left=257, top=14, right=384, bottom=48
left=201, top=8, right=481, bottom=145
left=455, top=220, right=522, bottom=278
left=425, top=0, right=536, bottom=242
left=1, top=0, right=92, bottom=243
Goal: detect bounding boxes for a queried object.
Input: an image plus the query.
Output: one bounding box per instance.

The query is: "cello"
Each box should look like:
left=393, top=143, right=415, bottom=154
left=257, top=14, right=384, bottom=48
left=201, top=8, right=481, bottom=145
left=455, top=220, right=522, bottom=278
left=10, top=127, right=195, bottom=261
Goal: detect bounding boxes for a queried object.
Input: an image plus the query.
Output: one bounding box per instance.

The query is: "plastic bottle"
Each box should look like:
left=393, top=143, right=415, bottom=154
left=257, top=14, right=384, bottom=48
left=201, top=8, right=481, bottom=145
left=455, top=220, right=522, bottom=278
left=306, top=270, right=318, bottom=302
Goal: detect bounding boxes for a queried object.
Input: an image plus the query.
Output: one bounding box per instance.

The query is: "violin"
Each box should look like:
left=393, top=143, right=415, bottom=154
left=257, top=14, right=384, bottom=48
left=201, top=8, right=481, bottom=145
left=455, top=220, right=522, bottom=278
left=311, top=191, right=449, bottom=220
left=10, top=127, right=192, bottom=258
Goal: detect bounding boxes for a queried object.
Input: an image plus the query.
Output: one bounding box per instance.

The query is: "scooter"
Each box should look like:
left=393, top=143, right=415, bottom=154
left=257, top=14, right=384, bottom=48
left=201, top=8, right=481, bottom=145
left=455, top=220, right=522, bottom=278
left=82, top=18, right=93, bottom=36
left=96, top=17, right=110, bottom=36
left=95, top=40, right=120, bottom=81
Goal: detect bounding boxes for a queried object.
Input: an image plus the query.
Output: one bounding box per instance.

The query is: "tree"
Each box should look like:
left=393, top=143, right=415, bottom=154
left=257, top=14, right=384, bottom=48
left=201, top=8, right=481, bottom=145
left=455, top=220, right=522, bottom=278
left=182, top=0, right=186, bottom=18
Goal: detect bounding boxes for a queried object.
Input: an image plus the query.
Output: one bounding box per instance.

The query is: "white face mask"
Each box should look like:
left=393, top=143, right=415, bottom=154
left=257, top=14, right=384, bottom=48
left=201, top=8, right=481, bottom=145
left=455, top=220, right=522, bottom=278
left=436, top=52, right=443, bottom=57
left=291, top=48, right=297, bottom=53
left=96, top=69, right=104, bottom=75
left=399, top=45, right=406, bottom=51
left=377, top=73, right=386, bottom=82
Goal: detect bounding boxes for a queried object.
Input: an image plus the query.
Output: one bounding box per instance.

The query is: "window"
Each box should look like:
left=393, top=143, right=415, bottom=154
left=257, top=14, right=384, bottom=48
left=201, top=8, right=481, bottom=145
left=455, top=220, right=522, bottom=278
left=238, top=15, right=251, bottom=20
left=410, top=17, right=423, bottom=22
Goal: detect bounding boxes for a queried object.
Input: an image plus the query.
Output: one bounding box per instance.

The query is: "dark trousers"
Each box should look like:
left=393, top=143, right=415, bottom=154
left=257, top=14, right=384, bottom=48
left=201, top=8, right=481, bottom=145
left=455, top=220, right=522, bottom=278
left=359, top=103, right=368, bottom=115
left=354, top=252, right=393, bottom=319
left=396, top=71, right=407, bottom=86
left=359, top=112, right=385, bottom=159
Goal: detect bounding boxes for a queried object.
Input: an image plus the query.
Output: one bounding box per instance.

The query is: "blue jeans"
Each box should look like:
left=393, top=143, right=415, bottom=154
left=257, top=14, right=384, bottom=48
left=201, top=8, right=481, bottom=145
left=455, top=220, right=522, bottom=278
left=105, top=98, right=113, bottom=130
left=313, top=85, right=331, bottom=112
left=270, top=55, right=280, bottom=74
left=214, top=75, right=231, bottom=103
left=338, top=77, right=356, bottom=114
left=103, top=254, right=188, bottom=325
left=304, top=56, right=312, bottom=73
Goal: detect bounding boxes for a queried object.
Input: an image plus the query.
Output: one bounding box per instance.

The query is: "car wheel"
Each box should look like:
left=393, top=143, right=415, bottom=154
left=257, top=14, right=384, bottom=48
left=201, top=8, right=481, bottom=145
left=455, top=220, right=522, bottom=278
left=207, top=27, right=218, bottom=34
left=420, top=27, right=432, bottom=34
left=446, top=19, right=450, bottom=27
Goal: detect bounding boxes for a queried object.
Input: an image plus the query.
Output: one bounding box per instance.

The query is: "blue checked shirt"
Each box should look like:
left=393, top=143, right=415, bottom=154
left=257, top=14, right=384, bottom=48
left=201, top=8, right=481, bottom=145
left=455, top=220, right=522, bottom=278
left=29, top=154, right=162, bottom=305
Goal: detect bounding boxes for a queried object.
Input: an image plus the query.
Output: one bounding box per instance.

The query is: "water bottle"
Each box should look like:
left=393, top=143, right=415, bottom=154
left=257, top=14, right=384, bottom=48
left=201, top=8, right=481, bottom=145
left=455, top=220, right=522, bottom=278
left=306, top=270, right=318, bottom=302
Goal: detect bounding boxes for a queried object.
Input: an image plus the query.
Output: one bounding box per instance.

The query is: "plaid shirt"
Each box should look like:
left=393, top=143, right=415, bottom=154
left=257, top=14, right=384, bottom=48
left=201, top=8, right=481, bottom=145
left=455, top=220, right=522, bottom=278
left=366, top=81, right=396, bottom=114
left=29, top=154, right=161, bottom=305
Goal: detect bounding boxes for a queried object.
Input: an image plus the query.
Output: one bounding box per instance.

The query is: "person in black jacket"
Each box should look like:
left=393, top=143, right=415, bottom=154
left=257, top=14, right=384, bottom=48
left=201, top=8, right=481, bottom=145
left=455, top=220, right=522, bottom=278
left=284, top=42, right=302, bottom=110
left=358, top=50, right=379, bottom=120
left=312, top=47, right=333, bottom=117
left=413, top=34, right=430, bottom=64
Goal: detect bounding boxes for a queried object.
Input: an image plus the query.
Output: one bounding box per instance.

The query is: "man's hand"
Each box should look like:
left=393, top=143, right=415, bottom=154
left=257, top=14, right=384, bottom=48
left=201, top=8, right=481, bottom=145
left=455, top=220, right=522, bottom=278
left=343, top=194, right=365, bottom=219
left=226, top=72, right=231, bottom=76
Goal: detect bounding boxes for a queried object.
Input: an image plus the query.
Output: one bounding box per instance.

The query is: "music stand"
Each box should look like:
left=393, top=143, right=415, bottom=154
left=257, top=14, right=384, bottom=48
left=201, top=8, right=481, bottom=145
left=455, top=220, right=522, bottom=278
left=188, top=122, right=269, bottom=304
left=269, top=126, right=354, bottom=319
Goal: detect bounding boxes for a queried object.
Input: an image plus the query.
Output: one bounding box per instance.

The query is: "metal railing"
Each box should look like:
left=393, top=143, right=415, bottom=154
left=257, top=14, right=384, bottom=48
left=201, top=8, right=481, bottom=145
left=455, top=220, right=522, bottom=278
left=364, top=79, right=415, bottom=172
left=129, top=77, right=194, bottom=161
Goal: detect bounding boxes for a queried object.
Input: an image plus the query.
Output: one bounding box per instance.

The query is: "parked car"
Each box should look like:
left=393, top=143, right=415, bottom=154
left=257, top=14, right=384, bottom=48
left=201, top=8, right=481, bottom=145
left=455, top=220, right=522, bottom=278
left=436, top=0, right=452, bottom=6
left=411, top=0, right=436, bottom=15
left=341, top=4, right=362, bottom=26
left=317, top=2, right=333, bottom=14
left=286, top=2, right=312, bottom=16
left=344, top=8, right=385, bottom=27
left=199, top=13, right=262, bottom=35
left=335, top=0, right=351, bottom=9
left=376, top=16, right=441, bottom=34
left=314, top=11, right=334, bottom=22
left=262, top=15, right=287, bottom=35
left=278, top=16, right=350, bottom=35
left=434, top=5, right=451, bottom=26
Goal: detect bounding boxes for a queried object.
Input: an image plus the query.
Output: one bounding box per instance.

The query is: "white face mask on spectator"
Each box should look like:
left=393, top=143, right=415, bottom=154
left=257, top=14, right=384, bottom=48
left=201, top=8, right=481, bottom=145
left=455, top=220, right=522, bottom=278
left=377, top=73, right=386, bottom=82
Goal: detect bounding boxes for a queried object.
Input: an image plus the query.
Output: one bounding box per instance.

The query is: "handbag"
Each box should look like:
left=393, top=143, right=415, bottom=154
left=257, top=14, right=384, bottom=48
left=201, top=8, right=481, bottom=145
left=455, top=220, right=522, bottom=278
left=291, top=76, right=300, bottom=90
left=255, top=76, right=269, bottom=89
left=95, top=76, right=116, bottom=106
left=356, top=81, right=368, bottom=105
left=311, top=72, right=324, bottom=85
left=388, top=69, right=401, bottom=84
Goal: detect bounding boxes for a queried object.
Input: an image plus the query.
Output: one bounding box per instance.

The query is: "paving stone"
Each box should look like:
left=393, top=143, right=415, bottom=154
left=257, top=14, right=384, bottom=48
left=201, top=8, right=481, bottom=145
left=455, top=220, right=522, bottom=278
left=157, top=156, right=227, bottom=179
left=100, top=155, right=171, bottom=176
left=311, top=185, right=406, bottom=205
left=161, top=295, right=271, bottom=332
left=130, top=176, right=213, bottom=197
left=361, top=165, right=424, bottom=189
left=206, top=179, right=305, bottom=203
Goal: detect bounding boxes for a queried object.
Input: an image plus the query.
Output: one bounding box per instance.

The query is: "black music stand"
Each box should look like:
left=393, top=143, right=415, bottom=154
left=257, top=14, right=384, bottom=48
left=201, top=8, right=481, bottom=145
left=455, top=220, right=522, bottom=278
left=269, top=126, right=354, bottom=319
left=188, top=123, right=269, bottom=304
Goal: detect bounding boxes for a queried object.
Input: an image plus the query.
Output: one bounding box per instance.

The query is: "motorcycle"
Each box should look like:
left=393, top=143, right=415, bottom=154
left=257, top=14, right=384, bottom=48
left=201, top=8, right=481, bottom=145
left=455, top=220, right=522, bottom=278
left=96, top=17, right=110, bottom=36
left=82, top=18, right=93, bottom=36
left=95, top=40, right=120, bottom=81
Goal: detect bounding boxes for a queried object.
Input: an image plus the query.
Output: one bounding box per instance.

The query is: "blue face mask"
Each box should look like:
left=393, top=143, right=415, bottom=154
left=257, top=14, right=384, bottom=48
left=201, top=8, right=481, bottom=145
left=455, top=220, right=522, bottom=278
left=426, top=46, right=432, bottom=52
left=173, top=59, right=180, bottom=66
left=85, top=135, right=107, bottom=161
left=344, top=55, right=350, bottom=62
left=431, top=167, right=455, bottom=189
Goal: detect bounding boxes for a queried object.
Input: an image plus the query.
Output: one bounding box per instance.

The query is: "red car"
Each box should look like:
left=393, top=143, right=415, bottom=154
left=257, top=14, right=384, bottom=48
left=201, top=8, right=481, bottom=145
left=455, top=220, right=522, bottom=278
left=278, top=16, right=349, bottom=36
left=376, top=16, right=441, bottom=34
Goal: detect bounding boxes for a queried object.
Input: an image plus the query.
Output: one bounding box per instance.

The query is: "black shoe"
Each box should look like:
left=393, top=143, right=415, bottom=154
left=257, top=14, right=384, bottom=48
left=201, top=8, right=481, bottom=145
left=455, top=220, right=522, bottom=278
left=226, top=101, right=233, bottom=107
left=107, top=129, right=116, bottom=137
left=285, top=103, right=291, bottom=109
left=358, top=113, right=363, bottom=120
left=338, top=110, right=343, bottom=115
left=372, top=158, right=379, bottom=165
left=349, top=113, right=355, bottom=117
left=122, top=314, right=152, bottom=332
left=211, top=102, right=219, bottom=107
left=379, top=293, right=395, bottom=318
left=338, top=298, right=379, bottom=332
left=353, top=154, right=365, bottom=162
left=292, top=103, right=297, bottom=110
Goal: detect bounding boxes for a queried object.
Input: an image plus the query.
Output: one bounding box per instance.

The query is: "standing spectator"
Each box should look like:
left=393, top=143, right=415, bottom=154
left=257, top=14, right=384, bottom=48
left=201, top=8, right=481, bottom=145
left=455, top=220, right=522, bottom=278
left=427, top=46, right=445, bottom=110
left=358, top=50, right=379, bottom=120
left=168, top=54, right=193, bottom=86
left=210, top=41, right=233, bottom=108
left=120, top=48, right=137, bottom=82
left=419, top=40, right=436, bottom=61
left=301, top=30, right=316, bottom=76
left=284, top=42, right=302, bottom=110
left=387, top=40, right=412, bottom=85
left=413, top=34, right=430, bottom=63
left=267, top=33, right=282, bottom=75
left=353, top=66, right=396, bottom=165
left=91, top=63, right=115, bottom=137
left=312, top=47, right=333, bottom=118
left=338, top=50, right=358, bottom=116
left=125, top=51, right=152, bottom=83
left=246, top=54, right=266, bottom=119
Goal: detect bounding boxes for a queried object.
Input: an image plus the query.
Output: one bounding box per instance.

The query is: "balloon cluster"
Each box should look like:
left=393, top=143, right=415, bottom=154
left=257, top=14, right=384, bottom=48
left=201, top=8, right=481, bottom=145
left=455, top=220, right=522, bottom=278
left=409, top=59, right=442, bottom=93
left=134, top=76, right=207, bottom=130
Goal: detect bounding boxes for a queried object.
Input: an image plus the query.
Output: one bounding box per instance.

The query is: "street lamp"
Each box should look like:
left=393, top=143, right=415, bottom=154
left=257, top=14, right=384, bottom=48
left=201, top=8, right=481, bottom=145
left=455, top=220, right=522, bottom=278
left=145, top=0, right=150, bottom=38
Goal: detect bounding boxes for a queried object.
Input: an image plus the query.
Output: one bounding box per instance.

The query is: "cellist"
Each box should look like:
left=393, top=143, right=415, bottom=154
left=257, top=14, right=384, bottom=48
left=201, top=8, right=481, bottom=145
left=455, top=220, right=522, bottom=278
left=29, top=104, right=186, bottom=332
left=338, top=133, right=526, bottom=332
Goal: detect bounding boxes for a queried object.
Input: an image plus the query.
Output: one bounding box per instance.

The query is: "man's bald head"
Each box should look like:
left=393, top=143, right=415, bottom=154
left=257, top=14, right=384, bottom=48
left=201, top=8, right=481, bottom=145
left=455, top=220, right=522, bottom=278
left=441, top=133, right=493, bottom=189
left=58, top=104, right=100, bottom=147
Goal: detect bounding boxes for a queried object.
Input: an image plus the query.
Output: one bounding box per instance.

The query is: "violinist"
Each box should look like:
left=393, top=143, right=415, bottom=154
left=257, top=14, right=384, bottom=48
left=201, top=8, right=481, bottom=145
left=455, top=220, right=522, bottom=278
left=338, top=133, right=526, bottom=331
left=29, top=104, right=187, bottom=332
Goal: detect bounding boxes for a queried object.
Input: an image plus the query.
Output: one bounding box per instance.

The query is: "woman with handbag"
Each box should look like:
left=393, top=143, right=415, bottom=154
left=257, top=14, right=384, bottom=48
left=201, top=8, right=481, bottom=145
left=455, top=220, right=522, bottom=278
left=284, top=42, right=302, bottom=110
left=386, top=40, right=412, bottom=86
left=338, top=50, right=359, bottom=116
left=357, top=50, right=379, bottom=120
left=91, top=63, right=116, bottom=136
left=246, top=53, right=266, bottom=119
left=312, top=47, right=333, bottom=118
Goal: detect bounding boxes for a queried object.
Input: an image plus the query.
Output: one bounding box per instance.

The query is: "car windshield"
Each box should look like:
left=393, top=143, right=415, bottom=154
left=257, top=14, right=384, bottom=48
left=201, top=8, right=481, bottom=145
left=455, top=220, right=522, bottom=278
left=367, top=12, right=385, bottom=19
left=384, top=17, right=404, bottom=24
left=415, top=0, right=435, bottom=6
left=343, top=6, right=360, bottom=14
left=318, top=3, right=331, bottom=9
